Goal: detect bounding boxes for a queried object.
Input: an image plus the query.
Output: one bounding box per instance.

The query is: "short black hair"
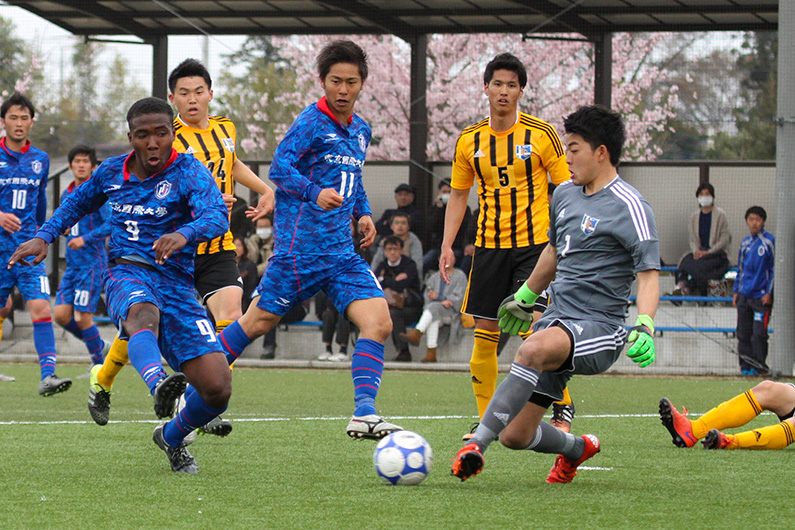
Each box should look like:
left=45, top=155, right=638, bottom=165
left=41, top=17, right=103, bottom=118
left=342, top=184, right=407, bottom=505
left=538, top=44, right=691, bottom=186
left=563, top=105, right=625, bottom=167
left=316, top=40, right=368, bottom=82
left=438, top=178, right=452, bottom=189
left=383, top=235, right=404, bottom=249
left=1, top=91, right=35, bottom=119
left=745, top=206, right=767, bottom=221
left=484, top=53, right=527, bottom=89
left=126, top=97, right=174, bottom=128
left=67, top=144, right=97, bottom=166
left=390, top=212, right=411, bottom=228
left=696, top=183, right=715, bottom=198
left=168, top=58, right=212, bottom=93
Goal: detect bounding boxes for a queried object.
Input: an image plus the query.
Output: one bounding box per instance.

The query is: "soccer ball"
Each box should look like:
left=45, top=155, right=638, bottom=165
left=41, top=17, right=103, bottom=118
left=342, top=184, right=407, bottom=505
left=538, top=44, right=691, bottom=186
left=373, top=430, right=433, bottom=486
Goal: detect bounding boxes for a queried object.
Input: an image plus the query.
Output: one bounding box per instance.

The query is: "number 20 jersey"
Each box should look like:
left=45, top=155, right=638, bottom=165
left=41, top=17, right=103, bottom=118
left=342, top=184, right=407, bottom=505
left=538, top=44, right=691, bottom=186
left=269, top=97, right=372, bottom=256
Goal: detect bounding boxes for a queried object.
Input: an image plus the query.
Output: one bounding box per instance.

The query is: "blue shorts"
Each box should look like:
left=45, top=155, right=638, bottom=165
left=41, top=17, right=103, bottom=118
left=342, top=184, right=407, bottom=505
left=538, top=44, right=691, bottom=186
left=255, top=253, right=383, bottom=317
left=0, top=251, right=50, bottom=305
left=104, top=264, right=222, bottom=371
left=55, top=265, right=105, bottom=313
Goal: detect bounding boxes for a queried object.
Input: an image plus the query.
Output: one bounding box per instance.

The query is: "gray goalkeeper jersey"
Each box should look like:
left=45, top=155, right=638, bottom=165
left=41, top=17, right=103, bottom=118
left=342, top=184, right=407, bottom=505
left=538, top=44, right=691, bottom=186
left=546, top=176, right=659, bottom=326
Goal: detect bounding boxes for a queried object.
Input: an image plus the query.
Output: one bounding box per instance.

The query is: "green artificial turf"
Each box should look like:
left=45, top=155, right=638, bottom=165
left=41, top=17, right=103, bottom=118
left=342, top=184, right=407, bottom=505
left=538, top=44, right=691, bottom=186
left=0, top=363, right=791, bottom=529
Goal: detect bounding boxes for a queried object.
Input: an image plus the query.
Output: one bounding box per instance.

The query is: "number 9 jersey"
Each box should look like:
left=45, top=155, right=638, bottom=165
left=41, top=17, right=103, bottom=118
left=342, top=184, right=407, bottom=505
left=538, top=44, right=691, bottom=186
left=268, top=96, right=372, bottom=256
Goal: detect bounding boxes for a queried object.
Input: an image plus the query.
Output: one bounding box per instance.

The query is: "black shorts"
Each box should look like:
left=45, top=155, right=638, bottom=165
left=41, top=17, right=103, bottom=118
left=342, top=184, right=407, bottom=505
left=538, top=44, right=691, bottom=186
left=194, top=250, right=243, bottom=303
left=461, top=244, right=545, bottom=320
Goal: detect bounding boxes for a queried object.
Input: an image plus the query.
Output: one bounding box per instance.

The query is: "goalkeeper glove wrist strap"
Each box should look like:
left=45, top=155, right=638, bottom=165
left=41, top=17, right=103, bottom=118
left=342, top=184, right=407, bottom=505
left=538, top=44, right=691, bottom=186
left=515, top=282, right=540, bottom=306
left=635, top=314, right=654, bottom=334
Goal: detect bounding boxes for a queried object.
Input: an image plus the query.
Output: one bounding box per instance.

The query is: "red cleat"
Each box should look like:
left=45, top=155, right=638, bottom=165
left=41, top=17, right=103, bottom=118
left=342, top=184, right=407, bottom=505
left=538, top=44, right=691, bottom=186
left=546, top=434, right=600, bottom=483
left=702, top=429, right=738, bottom=450
left=659, top=398, right=698, bottom=448
left=451, top=442, right=484, bottom=481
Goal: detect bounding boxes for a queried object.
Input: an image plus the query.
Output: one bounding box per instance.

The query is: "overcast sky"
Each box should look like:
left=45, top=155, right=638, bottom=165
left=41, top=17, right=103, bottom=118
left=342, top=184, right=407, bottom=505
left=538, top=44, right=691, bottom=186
left=0, top=3, right=248, bottom=91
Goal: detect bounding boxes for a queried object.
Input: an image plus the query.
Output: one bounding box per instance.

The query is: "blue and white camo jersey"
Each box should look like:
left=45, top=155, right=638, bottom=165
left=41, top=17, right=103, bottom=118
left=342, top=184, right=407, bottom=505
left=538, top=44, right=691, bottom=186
left=61, top=178, right=111, bottom=269
left=36, top=149, right=228, bottom=281
left=546, top=176, right=660, bottom=326
left=269, top=96, right=372, bottom=256
left=0, top=137, right=49, bottom=252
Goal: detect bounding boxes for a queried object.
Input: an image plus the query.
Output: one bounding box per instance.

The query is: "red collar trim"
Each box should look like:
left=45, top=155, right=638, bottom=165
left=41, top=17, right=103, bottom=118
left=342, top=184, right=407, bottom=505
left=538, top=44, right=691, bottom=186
left=317, top=96, right=353, bottom=126
left=0, top=137, right=31, bottom=155
left=123, top=148, right=179, bottom=181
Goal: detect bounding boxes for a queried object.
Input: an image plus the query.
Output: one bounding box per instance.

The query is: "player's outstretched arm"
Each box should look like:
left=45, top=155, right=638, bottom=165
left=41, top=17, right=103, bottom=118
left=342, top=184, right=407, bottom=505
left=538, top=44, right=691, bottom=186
left=8, top=238, right=49, bottom=268
left=233, top=159, right=275, bottom=221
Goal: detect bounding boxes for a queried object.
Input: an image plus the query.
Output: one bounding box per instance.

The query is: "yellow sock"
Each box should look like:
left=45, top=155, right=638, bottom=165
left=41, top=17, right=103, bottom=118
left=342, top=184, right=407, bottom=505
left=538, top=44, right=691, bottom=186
left=215, top=320, right=235, bottom=370
left=733, top=421, right=795, bottom=450
left=692, top=390, right=763, bottom=439
left=98, top=335, right=129, bottom=389
left=471, top=329, right=500, bottom=419
left=0, top=315, right=5, bottom=343
left=554, top=386, right=572, bottom=407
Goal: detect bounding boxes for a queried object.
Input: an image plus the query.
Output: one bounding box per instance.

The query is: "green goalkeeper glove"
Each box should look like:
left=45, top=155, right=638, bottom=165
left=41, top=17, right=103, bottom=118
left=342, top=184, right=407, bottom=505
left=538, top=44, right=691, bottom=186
left=626, top=314, right=655, bottom=368
left=497, top=283, right=539, bottom=336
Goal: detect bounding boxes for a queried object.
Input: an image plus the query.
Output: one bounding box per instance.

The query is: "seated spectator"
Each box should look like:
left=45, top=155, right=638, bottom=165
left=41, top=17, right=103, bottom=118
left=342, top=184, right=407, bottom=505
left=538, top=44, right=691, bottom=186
left=233, top=236, right=258, bottom=313
left=423, top=178, right=474, bottom=274
left=245, top=214, right=274, bottom=278
left=374, top=236, right=422, bottom=362
left=370, top=212, right=423, bottom=287
left=315, top=290, right=353, bottom=362
left=675, top=183, right=731, bottom=296
left=400, top=255, right=468, bottom=362
left=374, top=183, right=426, bottom=245
left=260, top=300, right=309, bottom=360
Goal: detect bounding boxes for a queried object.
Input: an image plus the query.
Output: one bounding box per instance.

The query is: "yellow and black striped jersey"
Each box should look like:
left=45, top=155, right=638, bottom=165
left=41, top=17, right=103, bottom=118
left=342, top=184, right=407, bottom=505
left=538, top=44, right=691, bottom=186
left=451, top=112, right=570, bottom=249
left=173, top=115, right=238, bottom=254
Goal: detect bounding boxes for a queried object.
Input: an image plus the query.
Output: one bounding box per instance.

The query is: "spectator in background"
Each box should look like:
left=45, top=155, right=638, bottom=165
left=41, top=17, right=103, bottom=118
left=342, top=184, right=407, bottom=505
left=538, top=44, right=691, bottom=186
left=375, top=236, right=422, bottom=362
left=245, top=214, right=275, bottom=278
left=229, top=194, right=251, bottom=239
left=316, top=290, right=353, bottom=362
left=424, top=178, right=474, bottom=275
left=374, top=183, right=425, bottom=245
left=370, top=212, right=423, bottom=286
left=233, top=236, right=258, bottom=313
left=401, top=254, right=468, bottom=363
left=734, top=206, right=774, bottom=376
left=675, top=183, right=731, bottom=296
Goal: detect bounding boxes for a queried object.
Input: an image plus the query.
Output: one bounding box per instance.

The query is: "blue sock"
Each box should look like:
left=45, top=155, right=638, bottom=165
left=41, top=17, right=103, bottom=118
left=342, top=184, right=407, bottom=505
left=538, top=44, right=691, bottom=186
left=127, top=329, right=166, bottom=394
left=163, top=389, right=227, bottom=447
left=33, top=319, right=57, bottom=379
left=218, top=320, right=252, bottom=365
left=80, top=324, right=105, bottom=364
left=351, top=338, right=384, bottom=416
left=62, top=318, right=84, bottom=340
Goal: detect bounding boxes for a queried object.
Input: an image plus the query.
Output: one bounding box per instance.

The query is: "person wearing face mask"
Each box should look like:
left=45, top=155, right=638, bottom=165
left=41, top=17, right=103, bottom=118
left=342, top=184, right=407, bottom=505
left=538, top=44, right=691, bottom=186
left=675, top=183, right=731, bottom=297
left=245, top=214, right=275, bottom=278
left=423, top=179, right=474, bottom=275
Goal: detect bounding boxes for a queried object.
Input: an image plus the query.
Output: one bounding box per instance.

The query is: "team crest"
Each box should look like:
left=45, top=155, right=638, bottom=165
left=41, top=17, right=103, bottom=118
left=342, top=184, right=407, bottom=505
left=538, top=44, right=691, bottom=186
left=155, top=180, right=172, bottom=199
left=515, top=144, right=532, bottom=161
left=358, top=133, right=367, bottom=152
left=581, top=214, right=599, bottom=234
left=31, top=160, right=43, bottom=175
left=221, top=138, right=235, bottom=153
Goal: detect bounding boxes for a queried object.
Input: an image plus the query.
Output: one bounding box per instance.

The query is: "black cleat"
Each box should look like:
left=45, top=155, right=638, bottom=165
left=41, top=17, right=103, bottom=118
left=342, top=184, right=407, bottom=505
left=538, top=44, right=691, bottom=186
left=153, top=372, right=187, bottom=419
left=153, top=424, right=199, bottom=473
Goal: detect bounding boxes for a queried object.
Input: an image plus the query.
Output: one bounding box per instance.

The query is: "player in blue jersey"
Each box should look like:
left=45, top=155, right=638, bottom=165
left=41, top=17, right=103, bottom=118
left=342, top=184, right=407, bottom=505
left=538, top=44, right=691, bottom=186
left=451, top=105, right=660, bottom=483
left=217, top=40, right=401, bottom=439
left=53, top=145, right=111, bottom=377
left=9, top=97, right=231, bottom=473
left=0, top=92, right=71, bottom=396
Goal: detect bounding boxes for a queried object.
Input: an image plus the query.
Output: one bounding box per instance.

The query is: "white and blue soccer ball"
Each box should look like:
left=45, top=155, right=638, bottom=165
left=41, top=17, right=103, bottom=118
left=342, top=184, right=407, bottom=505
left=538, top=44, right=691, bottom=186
left=373, top=430, right=433, bottom=486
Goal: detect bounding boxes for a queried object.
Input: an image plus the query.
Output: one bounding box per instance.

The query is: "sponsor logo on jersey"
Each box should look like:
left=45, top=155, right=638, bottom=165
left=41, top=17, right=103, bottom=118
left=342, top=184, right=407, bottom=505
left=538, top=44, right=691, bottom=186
left=324, top=133, right=339, bottom=143
left=572, top=323, right=584, bottom=335
left=515, top=144, right=532, bottom=160
left=474, top=149, right=485, bottom=158
left=358, top=133, right=367, bottom=152
left=184, top=146, right=196, bottom=155
left=221, top=138, right=235, bottom=153
left=581, top=214, right=599, bottom=234
left=493, top=412, right=510, bottom=425
left=130, top=290, right=146, bottom=299
left=323, top=153, right=364, bottom=168
left=154, top=180, right=172, bottom=200
left=0, top=162, right=7, bottom=169
left=275, top=297, right=292, bottom=308
left=557, top=208, right=566, bottom=220
left=31, top=160, right=43, bottom=175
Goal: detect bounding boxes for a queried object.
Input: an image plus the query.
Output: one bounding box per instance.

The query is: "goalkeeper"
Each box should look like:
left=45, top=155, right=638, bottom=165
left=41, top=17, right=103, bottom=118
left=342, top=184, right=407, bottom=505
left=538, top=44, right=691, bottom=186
left=452, top=104, right=660, bottom=484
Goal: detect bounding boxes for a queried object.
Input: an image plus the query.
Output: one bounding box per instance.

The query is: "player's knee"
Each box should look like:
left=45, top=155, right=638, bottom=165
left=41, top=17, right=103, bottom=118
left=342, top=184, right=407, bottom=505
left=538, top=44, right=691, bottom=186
left=499, top=430, right=530, bottom=450
left=53, top=308, right=71, bottom=327
left=363, top=318, right=391, bottom=342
